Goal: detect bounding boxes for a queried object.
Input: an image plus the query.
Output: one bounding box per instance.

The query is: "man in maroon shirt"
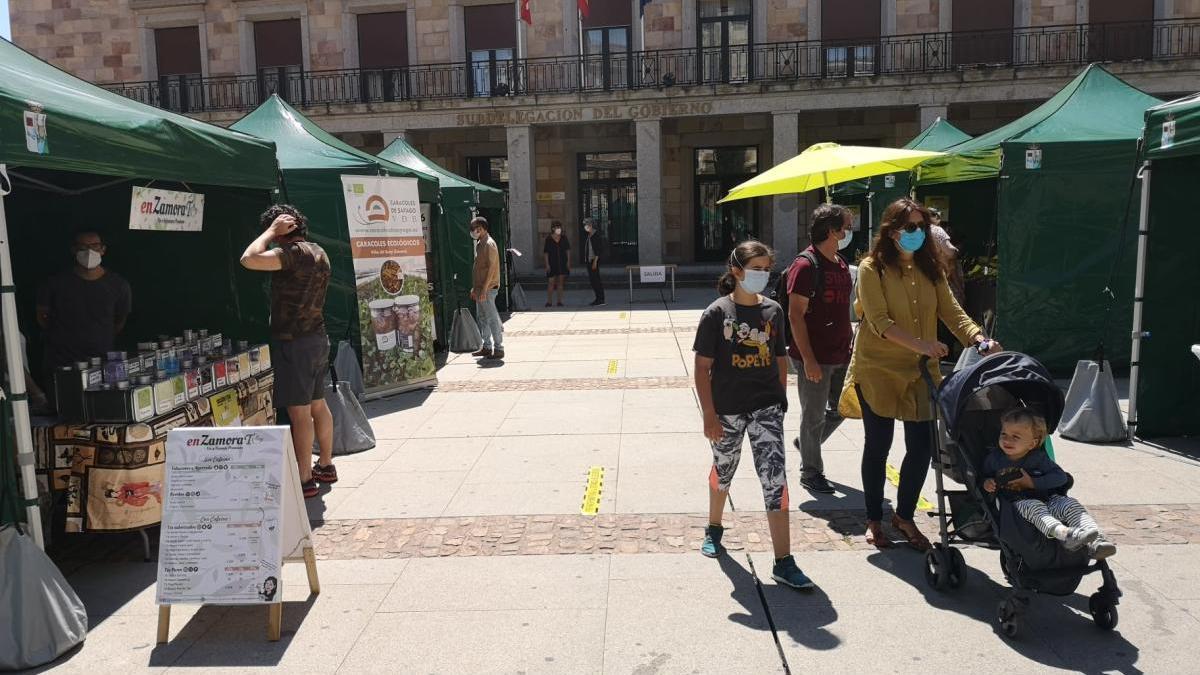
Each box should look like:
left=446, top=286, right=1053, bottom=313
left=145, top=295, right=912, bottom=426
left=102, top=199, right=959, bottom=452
left=785, top=204, right=854, bottom=494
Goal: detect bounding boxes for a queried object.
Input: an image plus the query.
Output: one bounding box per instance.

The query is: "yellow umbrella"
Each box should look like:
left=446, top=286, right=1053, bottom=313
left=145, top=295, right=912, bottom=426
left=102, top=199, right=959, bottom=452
left=718, top=142, right=946, bottom=203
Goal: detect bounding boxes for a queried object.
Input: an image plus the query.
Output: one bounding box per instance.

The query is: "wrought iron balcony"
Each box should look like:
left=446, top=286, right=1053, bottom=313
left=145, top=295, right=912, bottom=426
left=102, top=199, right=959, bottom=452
left=103, top=19, right=1200, bottom=115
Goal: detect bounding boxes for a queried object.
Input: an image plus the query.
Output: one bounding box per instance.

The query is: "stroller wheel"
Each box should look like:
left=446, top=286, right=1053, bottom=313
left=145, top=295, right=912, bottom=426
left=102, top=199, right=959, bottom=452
left=946, top=547, right=966, bottom=589
left=924, top=546, right=951, bottom=591
left=1089, top=593, right=1119, bottom=631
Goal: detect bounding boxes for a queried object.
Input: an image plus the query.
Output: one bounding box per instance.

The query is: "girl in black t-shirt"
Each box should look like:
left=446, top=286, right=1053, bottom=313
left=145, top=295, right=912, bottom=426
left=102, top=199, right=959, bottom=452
left=543, top=221, right=570, bottom=307
left=693, top=240, right=816, bottom=590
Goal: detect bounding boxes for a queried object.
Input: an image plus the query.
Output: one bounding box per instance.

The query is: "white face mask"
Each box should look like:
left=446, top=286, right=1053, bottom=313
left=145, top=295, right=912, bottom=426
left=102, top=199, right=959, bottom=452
left=837, top=228, right=853, bottom=251
left=75, top=249, right=102, bottom=270
left=552, top=228, right=562, bottom=236
left=470, top=230, right=482, bottom=241
left=738, top=269, right=770, bottom=295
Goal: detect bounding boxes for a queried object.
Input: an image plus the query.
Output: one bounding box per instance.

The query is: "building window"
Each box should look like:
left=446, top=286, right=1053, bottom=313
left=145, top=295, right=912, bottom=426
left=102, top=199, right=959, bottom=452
left=578, top=153, right=639, bottom=265
left=699, top=0, right=752, bottom=83
left=695, top=147, right=758, bottom=262
left=951, top=0, right=1014, bottom=67
left=582, top=1, right=633, bottom=90
left=358, top=11, right=409, bottom=101
left=465, top=4, right=517, bottom=97
left=821, top=0, right=880, bottom=77
left=467, top=156, right=509, bottom=191
left=1089, top=0, right=1154, bottom=61
left=254, top=18, right=303, bottom=102
left=154, top=25, right=202, bottom=112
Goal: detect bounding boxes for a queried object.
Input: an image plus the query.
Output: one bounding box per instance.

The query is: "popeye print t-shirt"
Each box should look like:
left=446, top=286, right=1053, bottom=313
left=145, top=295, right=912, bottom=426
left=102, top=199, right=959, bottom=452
left=693, top=295, right=788, bottom=415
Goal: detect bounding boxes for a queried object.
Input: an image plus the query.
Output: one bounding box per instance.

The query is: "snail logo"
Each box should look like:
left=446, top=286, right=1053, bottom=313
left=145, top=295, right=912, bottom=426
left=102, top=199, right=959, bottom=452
left=364, top=195, right=390, bottom=222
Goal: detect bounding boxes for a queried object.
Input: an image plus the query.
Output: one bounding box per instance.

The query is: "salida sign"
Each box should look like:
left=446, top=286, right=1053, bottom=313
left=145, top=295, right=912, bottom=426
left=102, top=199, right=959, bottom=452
left=129, top=186, right=205, bottom=232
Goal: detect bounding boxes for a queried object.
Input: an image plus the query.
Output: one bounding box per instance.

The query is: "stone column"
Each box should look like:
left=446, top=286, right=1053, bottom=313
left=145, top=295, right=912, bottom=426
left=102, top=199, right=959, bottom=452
left=772, top=112, right=800, bottom=262
left=506, top=125, right=537, bottom=275
left=919, top=104, right=948, bottom=130
left=636, top=119, right=664, bottom=265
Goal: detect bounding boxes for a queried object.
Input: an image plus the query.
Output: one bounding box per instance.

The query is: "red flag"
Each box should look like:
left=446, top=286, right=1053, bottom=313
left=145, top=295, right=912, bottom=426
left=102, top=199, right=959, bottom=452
left=520, top=0, right=532, bottom=24
left=578, top=0, right=590, bottom=18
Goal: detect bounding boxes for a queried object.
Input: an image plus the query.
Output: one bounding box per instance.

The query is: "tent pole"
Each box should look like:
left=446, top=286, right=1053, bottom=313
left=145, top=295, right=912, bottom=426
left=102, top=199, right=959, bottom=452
left=0, top=187, right=45, bottom=548
left=1127, top=161, right=1151, bottom=440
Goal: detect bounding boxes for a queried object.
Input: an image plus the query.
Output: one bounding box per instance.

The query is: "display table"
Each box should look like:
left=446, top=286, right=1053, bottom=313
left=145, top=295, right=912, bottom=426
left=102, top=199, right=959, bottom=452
left=32, top=370, right=276, bottom=536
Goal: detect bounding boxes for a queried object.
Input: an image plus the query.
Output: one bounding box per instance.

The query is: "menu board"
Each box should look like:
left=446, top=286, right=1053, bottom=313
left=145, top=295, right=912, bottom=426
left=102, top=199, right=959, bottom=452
left=156, top=427, right=287, bottom=605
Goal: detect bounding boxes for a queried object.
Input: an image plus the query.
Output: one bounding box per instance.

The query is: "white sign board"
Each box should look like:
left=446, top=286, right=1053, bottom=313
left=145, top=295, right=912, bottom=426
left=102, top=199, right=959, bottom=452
left=1025, top=147, right=1042, bottom=170
left=157, top=426, right=296, bottom=605
left=1162, top=120, right=1176, bottom=149
left=130, top=186, right=205, bottom=232
left=640, top=266, right=667, bottom=284
left=24, top=110, right=48, bottom=155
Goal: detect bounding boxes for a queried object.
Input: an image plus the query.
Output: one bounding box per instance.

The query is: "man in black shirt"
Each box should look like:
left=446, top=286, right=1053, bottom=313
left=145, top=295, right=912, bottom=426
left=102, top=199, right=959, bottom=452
left=36, top=230, right=132, bottom=373
left=583, top=218, right=606, bottom=306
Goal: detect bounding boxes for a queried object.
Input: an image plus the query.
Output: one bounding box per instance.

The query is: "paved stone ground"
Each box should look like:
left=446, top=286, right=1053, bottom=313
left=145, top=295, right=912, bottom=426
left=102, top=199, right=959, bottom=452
left=37, top=287, right=1200, bottom=674
left=309, top=505, right=1200, bottom=559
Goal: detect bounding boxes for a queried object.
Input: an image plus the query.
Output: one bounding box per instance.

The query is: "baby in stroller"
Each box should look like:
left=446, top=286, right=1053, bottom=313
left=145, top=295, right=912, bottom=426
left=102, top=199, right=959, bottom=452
left=982, top=407, right=1117, bottom=560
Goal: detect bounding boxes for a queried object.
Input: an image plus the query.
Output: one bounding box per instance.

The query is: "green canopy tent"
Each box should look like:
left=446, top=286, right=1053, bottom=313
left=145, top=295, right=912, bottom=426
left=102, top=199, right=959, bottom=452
left=1126, top=94, right=1200, bottom=437
left=230, top=96, right=441, bottom=357
left=0, top=37, right=281, bottom=543
left=915, top=64, right=1160, bottom=373
left=831, top=117, right=972, bottom=255
left=377, top=138, right=509, bottom=332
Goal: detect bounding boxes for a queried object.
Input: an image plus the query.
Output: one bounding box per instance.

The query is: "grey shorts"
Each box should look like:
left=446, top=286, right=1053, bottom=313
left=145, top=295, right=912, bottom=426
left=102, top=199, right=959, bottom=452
left=273, top=333, right=330, bottom=408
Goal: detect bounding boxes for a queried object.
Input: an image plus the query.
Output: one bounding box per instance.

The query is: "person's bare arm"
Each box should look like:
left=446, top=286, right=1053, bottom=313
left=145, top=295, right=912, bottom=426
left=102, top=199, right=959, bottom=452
left=694, top=354, right=723, bottom=442
left=240, top=214, right=296, bottom=271
left=788, top=293, right=825, bottom=382
left=777, top=354, right=789, bottom=391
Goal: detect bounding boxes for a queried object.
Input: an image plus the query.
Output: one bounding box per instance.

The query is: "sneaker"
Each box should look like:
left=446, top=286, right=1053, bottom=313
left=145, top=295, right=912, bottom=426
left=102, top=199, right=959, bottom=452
left=1088, top=538, right=1118, bottom=560
left=772, top=555, right=816, bottom=590
left=801, top=474, right=837, bottom=494
left=471, top=348, right=493, bottom=358
left=312, top=462, right=338, bottom=484
left=301, top=479, right=320, bottom=499
left=484, top=349, right=505, bottom=360
left=1063, top=525, right=1100, bottom=551
left=556, top=302, right=564, bottom=307
left=545, top=302, right=552, bottom=307
left=701, top=525, right=725, bottom=558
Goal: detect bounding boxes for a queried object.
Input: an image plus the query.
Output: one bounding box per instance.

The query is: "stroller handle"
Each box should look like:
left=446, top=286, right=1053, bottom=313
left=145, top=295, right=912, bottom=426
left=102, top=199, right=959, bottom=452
left=918, top=355, right=937, bottom=393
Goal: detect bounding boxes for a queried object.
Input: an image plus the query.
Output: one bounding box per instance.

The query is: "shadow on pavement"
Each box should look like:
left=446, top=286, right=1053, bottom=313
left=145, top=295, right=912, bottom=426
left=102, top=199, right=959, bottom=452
left=360, top=388, right=433, bottom=420
left=867, top=550, right=1142, bottom=673
left=718, top=552, right=842, bottom=653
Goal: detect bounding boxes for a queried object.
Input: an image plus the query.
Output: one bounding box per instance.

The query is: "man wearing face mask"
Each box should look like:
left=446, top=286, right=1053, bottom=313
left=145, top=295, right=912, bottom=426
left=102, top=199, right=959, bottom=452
left=36, top=230, right=132, bottom=373
left=784, top=204, right=854, bottom=495
left=583, top=218, right=606, bottom=307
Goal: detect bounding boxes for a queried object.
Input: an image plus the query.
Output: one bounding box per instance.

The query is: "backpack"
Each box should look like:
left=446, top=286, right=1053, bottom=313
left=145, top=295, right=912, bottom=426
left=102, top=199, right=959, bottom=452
left=772, top=250, right=824, bottom=345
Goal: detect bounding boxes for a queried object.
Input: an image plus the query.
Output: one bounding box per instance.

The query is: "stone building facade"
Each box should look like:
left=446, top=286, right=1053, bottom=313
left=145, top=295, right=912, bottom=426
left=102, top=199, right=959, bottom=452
left=10, top=0, right=1200, bottom=274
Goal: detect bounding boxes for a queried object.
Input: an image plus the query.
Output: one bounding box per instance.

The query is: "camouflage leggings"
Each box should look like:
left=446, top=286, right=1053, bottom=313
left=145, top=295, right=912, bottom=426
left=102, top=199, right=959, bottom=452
left=708, top=404, right=789, bottom=511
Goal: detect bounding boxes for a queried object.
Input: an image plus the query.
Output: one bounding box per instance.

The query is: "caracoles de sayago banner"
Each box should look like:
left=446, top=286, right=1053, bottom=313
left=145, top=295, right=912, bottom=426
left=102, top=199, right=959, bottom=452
left=340, top=176, right=437, bottom=394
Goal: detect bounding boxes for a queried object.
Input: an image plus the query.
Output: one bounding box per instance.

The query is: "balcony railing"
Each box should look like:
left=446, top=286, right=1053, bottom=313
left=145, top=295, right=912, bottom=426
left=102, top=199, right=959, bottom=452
left=104, top=19, right=1200, bottom=115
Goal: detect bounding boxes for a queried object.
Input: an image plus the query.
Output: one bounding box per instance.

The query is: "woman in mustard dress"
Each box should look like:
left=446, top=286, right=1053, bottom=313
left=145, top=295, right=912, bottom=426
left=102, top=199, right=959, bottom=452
left=839, top=198, right=1001, bottom=551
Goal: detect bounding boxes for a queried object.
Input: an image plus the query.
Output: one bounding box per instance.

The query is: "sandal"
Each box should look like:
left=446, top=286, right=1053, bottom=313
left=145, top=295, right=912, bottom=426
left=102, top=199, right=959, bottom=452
left=865, top=520, right=892, bottom=549
left=891, top=514, right=931, bottom=552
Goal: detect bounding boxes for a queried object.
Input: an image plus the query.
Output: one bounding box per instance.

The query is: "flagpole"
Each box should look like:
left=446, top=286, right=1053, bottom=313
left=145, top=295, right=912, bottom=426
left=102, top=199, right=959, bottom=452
left=578, top=8, right=585, bottom=87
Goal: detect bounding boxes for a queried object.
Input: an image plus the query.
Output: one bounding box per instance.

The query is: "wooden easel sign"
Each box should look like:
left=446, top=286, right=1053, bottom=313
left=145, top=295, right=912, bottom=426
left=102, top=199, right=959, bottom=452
left=155, top=426, right=319, bottom=643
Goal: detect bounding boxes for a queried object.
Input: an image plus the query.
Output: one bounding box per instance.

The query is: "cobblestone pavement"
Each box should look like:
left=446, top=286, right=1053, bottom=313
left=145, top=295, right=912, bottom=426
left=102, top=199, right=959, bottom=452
left=310, top=504, right=1200, bottom=559
left=436, top=375, right=804, bottom=391
left=506, top=325, right=697, bottom=337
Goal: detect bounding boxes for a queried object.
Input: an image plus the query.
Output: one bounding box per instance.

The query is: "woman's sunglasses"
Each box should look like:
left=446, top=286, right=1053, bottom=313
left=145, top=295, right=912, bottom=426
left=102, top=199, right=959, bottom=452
left=902, top=221, right=927, bottom=233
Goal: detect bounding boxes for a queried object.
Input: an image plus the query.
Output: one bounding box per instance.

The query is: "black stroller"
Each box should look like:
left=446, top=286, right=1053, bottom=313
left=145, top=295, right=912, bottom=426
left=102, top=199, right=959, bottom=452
left=918, top=351, right=1123, bottom=638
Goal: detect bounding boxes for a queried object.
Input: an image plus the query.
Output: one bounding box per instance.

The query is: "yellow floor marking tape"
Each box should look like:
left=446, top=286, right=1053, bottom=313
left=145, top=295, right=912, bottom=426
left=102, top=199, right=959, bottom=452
left=885, top=463, right=935, bottom=511
left=607, top=359, right=619, bottom=375
left=581, top=466, right=604, bottom=515
left=619, top=312, right=628, bottom=320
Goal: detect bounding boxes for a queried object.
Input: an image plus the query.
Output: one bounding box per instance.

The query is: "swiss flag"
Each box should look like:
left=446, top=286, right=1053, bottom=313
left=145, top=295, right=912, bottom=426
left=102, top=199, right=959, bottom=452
left=578, top=0, right=590, bottom=18
left=520, top=0, right=532, bottom=24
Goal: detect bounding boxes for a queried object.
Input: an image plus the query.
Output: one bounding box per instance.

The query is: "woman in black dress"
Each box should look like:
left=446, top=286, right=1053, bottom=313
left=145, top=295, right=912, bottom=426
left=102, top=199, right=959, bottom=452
left=543, top=220, right=570, bottom=307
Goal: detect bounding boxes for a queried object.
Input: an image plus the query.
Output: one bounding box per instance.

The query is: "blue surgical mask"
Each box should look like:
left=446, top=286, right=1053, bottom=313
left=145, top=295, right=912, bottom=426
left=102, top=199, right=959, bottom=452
left=898, top=228, right=926, bottom=253
left=739, top=269, right=770, bottom=295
